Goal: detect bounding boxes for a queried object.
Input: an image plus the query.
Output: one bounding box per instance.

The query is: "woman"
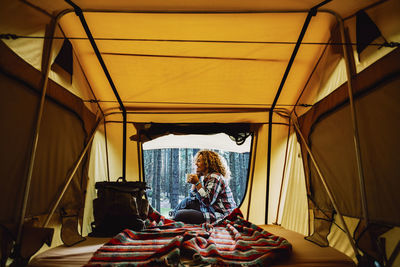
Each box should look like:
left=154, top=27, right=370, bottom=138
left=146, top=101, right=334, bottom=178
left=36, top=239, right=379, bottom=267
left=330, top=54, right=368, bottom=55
left=171, top=150, right=237, bottom=224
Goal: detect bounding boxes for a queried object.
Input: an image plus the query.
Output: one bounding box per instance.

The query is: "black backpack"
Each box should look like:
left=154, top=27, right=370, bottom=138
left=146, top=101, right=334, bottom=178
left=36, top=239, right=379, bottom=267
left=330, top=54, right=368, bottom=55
left=90, top=178, right=149, bottom=237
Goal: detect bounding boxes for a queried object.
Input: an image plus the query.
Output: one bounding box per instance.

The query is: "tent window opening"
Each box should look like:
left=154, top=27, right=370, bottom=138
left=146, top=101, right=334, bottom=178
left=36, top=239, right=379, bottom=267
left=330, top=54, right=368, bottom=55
left=142, top=133, right=252, bottom=218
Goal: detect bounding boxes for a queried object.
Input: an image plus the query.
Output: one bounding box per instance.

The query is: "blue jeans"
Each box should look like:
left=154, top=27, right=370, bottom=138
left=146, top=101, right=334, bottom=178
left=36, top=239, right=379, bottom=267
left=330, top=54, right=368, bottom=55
left=171, top=196, right=205, bottom=224
left=170, top=196, right=201, bottom=217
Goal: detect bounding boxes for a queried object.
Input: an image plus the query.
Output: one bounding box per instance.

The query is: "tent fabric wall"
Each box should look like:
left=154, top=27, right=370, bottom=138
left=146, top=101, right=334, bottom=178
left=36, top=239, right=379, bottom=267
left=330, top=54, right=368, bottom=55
left=346, top=0, right=400, bottom=74
left=0, top=40, right=97, bottom=257
left=298, top=47, right=400, bottom=222
left=297, top=47, right=400, bottom=262
left=309, top=77, right=400, bottom=222
left=267, top=124, right=291, bottom=224
left=97, top=122, right=140, bottom=182
left=0, top=40, right=96, bottom=218
left=0, top=0, right=50, bottom=72
left=83, top=124, right=109, bottom=236
left=0, top=40, right=97, bottom=136
left=293, top=30, right=345, bottom=117
left=245, top=124, right=268, bottom=225
left=239, top=123, right=289, bottom=225
left=281, top=133, right=309, bottom=236
left=0, top=1, right=100, bottom=119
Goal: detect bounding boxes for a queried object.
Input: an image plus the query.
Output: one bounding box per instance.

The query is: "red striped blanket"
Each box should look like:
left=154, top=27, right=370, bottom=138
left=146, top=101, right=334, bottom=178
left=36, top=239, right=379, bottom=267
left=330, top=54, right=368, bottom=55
left=85, top=209, right=291, bottom=266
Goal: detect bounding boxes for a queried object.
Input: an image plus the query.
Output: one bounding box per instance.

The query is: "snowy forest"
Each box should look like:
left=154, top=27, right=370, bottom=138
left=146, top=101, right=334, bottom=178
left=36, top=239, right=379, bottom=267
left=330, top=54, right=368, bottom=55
left=143, top=148, right=250, bottom=217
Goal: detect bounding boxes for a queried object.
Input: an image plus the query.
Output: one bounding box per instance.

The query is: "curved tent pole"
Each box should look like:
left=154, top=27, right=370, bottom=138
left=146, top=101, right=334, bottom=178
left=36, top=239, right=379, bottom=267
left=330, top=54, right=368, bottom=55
left=332, top=11, right=369, bottom=227
left=293, top=119, right=361, bottom=259
left=14, top=15, right=58, bottom=256
left=265, top=0, right=332, bottom=224
left=65, top=0, right=128, bottom=182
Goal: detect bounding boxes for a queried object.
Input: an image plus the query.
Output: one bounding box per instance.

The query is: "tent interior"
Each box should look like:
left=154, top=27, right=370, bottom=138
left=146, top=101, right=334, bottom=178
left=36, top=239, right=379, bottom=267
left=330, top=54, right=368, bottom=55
left=1, top=0, right=399, bottom=266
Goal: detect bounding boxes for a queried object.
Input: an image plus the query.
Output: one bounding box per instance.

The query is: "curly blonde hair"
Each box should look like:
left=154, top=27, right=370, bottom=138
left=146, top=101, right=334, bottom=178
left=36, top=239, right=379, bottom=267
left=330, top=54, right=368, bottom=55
left=194, top=150, right=231, bottom=181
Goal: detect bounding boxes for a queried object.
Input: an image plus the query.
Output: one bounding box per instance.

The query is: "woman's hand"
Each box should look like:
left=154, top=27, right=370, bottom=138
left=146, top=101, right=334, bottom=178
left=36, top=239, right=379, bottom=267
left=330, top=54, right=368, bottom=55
left=187, top=174, right=199, bottom=184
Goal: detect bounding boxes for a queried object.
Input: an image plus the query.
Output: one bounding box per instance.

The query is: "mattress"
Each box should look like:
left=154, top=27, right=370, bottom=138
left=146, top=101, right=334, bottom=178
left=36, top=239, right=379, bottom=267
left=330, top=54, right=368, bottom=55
left=28, top=237, right=109, bottom=267
left=29, top=225, right=355, bottom=267
left=259, top=225, right=355, bottom=267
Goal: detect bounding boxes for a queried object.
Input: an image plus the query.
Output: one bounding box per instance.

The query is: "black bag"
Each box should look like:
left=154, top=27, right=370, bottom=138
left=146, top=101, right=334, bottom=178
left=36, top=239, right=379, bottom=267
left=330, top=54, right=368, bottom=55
left=90, top=178, right=150, bottom=237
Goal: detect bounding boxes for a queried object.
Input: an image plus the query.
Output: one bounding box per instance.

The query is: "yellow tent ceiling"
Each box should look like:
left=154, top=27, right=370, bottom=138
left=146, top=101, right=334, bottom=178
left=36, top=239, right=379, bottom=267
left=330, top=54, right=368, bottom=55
left=58, top=11, right=334, bottom=119
left=1, top=0, right=392, bottom=123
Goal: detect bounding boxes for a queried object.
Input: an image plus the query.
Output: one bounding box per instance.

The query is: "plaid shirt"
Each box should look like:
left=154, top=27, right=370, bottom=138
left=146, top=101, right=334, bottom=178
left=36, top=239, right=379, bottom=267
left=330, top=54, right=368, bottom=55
left=190, top=172, right=236, bottom=223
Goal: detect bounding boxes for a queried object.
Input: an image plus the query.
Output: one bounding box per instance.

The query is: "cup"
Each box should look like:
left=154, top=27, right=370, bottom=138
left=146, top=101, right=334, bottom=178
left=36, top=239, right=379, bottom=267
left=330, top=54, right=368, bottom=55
left=186, top=173, right=192, bottom=183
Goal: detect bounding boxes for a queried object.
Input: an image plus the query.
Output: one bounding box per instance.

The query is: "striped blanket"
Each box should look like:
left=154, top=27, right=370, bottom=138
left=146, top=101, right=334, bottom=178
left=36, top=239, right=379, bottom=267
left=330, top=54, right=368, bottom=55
left=86, top=208, right=291, bottom=266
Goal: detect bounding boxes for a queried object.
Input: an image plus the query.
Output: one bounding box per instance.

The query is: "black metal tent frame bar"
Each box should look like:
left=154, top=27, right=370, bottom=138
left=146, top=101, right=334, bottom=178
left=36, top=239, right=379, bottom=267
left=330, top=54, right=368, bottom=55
left=103, top=109, right=289, bottom=114
left=104, top=120, right=290, bottom=127
left=83, top=100, right=313, bottom=107
left=66, top=0, right=128, bottom=182
left=265, top=1, right=325, bottom=225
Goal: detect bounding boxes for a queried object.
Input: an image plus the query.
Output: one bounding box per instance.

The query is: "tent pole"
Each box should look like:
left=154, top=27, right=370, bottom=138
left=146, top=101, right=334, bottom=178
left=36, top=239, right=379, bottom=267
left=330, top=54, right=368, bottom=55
left=334, top=12, right=369, bottom=226
left=246, top=130, right=258, bottom=221
left=104, top=119, right=111, bottom=181
left=14, top=16, right=57, bottom=254
left=43, top=117, right=103, bottom=227
left=66, top=0, right=127, bottom=181
left=265, top=0, right=331, bottom=224
left=137, top=139, right=143, bottom=182
left=274, top=118, right=292, bottom=225
left=293, top=119, right=361, bottom=259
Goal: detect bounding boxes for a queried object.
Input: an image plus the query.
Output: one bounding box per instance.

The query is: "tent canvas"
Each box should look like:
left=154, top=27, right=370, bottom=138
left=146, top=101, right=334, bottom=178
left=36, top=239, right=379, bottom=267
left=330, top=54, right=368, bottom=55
left=0, top=0, right=399, bottom=266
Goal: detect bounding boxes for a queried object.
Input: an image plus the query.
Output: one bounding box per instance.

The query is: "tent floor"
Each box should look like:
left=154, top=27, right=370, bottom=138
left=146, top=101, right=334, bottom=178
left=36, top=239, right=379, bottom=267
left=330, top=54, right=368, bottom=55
left=260, top=224, right=355, bottom=266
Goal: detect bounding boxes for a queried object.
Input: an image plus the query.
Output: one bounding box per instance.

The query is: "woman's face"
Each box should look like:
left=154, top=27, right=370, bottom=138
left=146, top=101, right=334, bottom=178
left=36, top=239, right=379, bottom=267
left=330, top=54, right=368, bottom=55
left=196, top=154, right=207, bottom=175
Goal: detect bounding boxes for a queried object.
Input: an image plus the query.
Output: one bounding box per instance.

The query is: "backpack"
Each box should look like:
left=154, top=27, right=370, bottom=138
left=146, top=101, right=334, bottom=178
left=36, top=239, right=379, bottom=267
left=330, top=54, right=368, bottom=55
left=90, top=178, right=149, bottom=237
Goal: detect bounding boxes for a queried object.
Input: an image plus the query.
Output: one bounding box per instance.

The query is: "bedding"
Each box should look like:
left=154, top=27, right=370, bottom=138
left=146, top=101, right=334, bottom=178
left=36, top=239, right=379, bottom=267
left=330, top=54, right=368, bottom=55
left=85, top=208, right=291, bottom=266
